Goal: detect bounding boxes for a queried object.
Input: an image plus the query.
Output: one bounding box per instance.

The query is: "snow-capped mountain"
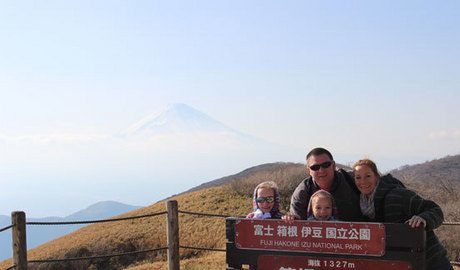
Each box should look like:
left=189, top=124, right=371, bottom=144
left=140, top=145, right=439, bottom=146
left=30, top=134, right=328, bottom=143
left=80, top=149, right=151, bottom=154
left=118, top=103, right=254, bottom=141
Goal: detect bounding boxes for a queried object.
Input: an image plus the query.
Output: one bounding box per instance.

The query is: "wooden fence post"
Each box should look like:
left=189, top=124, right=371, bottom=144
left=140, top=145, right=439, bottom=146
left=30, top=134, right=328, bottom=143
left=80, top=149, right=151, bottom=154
left=12, top=211, right=27, bottom=270
left=166, top=200, right=179, bottom=270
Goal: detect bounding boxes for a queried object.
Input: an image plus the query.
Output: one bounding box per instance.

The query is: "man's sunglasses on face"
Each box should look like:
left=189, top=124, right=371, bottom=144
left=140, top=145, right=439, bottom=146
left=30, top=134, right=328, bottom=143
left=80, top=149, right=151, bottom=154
left=309, top=161, right=333, bottom=171
left=256, top=196, right=275, bottom=203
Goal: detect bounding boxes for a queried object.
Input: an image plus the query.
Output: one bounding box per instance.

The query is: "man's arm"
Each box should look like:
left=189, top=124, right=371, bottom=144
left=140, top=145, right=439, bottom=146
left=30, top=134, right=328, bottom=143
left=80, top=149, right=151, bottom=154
left=289, top=180, right=310, bottom=220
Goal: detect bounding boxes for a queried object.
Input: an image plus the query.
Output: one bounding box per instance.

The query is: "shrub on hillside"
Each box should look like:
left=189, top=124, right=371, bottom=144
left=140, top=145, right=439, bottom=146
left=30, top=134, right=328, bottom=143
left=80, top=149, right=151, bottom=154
left=227, top=163, right=307, bottom=212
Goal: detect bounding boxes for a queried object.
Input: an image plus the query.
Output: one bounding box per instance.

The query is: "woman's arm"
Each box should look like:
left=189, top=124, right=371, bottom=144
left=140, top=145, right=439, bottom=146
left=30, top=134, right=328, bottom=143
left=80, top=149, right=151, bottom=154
left=388, top=188, right=444, bottom=230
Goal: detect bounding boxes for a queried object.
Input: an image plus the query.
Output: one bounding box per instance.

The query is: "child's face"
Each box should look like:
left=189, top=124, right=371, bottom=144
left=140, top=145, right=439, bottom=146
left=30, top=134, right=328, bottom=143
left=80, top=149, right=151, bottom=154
left=312, top=196, right=333, bottom=220
left=256, top=187, right=275, bottom=213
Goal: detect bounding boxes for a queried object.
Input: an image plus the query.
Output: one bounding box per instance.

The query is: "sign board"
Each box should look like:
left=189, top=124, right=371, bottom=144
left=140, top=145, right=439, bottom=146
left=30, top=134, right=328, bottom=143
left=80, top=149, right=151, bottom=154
left=257, top=255, right=412, bottom=270
left=235, top=219, right=385, bottom=256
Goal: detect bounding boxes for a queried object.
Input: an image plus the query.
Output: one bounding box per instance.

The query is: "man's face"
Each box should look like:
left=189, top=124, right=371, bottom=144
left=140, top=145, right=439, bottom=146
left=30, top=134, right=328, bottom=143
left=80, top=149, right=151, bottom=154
left=307, top=154, right=335, bottom=190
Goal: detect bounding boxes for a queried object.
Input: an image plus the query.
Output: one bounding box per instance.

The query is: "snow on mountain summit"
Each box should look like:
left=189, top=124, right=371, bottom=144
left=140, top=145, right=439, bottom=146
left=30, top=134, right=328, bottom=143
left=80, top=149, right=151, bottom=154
left=118, top=103, right=247, bottom=138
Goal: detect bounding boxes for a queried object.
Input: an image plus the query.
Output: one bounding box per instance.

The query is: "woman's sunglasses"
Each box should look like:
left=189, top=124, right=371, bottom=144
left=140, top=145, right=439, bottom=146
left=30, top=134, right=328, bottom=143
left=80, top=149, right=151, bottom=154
left=309, top=161, right=333, bottom=171
left=256, top=196, right=275, bottom=203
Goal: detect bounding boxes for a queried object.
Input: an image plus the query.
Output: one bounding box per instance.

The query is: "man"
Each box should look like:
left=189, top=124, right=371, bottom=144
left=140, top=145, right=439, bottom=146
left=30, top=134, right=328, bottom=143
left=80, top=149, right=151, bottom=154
left=287, top=147, right=362, bottom=221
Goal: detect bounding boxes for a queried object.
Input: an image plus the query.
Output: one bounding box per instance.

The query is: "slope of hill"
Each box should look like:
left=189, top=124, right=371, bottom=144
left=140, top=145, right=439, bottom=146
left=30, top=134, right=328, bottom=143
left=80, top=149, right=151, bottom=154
left=185, top=162, right=305, bottom=193
left=390, top=155, right=460, bottom=219
left=185, top=161, right=351, bottom=198
left=0, top=186, right=251, bottom=270
left=390, top=154, right=460, bottom=185
left=1, top=156, right=459, bottom=269
left=0, top=201, right=141, bottom=261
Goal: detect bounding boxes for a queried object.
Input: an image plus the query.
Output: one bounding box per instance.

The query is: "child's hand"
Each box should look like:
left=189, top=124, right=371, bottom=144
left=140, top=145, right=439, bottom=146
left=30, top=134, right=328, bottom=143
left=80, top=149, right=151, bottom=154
left=246, top=213, right=255, bottom=218
left=282, top=213, right=296, bottom=224
left=405, top=215, right=426, bottom=228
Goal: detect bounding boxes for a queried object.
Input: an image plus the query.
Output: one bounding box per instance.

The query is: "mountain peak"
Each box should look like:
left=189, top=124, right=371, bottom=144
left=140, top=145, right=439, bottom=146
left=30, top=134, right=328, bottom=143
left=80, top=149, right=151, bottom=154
left=118, top=103, right=239, bottom=138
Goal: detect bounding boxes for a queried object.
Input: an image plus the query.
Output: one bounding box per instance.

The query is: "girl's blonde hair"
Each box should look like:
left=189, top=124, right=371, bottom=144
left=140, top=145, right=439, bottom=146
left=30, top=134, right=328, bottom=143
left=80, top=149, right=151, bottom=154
left=254, top=181, right=278, bottom=191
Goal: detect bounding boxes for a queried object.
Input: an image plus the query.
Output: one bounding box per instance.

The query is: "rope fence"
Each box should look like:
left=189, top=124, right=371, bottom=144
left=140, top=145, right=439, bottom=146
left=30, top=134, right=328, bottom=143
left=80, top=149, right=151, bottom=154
left=442, top=221, right=460, bottom=226
left=178, top=210, right=232, bottom=218
left=0, top=225, right=13, bottom=233
left=179, top=245, right=226, bottom=252
left=26, top=211, right=167, bottom=226
left=1, top=202, right=459, bottom=270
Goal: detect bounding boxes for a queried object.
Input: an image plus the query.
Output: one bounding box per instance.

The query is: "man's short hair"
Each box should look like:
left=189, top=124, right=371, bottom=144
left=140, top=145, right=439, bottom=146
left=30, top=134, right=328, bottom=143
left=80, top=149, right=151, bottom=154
left=306, top=147, right=334, bottom=161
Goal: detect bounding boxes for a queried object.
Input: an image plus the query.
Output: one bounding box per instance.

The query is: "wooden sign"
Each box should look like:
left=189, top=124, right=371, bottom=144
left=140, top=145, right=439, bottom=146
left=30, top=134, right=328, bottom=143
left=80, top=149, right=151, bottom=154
left=257, top=255, right=412, bottom=270
left=235, top=219, right=386, bottom=256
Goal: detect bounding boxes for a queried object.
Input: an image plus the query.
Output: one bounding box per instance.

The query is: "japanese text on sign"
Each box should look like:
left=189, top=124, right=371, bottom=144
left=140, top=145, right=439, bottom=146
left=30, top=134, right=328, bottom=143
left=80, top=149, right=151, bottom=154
left=235, top=219, right=385, bottom=256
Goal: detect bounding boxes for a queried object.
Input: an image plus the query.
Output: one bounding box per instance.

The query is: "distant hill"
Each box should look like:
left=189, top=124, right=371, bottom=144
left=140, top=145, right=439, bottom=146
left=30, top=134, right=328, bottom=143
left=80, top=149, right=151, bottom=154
left=185, top=162, right=304, bottom=193
left=390, top=155, right=460, bottom=205
left=390, top=154, right=460, bottom=184
left=1, top=156, right=459, bottom=269
left=0, top=201, right=141, bottom=261
left=65, top=201, right=142, bottom=221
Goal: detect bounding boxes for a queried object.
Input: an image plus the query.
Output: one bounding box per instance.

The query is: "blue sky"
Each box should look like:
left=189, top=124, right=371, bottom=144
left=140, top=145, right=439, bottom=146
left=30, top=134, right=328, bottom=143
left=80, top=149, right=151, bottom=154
left=1, top=1, right=459, bottom=216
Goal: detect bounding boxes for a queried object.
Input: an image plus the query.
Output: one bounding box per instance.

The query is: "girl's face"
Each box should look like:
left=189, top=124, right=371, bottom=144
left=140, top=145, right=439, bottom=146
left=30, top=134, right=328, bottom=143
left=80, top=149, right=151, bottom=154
left=312, top=196, right=332, bottom=220
left=354, top=165, right=379, bottom=196
left=256, top=187, right=275, bottom=213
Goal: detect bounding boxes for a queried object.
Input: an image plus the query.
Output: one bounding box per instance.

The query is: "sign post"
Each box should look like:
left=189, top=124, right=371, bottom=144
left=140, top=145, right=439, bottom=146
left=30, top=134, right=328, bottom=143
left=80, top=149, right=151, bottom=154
left=226, top=218, right=425, bottom=270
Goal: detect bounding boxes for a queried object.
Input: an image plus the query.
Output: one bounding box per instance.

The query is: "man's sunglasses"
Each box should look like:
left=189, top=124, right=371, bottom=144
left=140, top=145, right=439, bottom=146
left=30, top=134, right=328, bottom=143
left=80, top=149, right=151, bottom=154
left=256, top=196, right=275, bottom=203
left=309, top=161, right=333, bottom=171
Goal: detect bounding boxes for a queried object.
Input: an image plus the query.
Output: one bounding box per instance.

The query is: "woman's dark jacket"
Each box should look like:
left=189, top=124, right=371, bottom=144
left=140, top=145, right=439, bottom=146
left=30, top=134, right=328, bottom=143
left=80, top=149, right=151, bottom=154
left=373, top=175, right=450, bottom=270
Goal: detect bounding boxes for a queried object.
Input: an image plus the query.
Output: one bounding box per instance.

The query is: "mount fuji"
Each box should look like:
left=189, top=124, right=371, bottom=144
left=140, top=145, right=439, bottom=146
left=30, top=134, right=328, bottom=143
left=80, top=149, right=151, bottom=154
left=119, top=103, right=245, bottom=137
left=117, top=103, right=263, bottom=147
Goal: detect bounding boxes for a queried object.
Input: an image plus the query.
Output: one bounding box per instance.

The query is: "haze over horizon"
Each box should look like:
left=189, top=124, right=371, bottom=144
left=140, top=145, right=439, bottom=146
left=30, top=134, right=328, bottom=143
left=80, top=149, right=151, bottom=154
left=1, top=1, right=459, bottom=216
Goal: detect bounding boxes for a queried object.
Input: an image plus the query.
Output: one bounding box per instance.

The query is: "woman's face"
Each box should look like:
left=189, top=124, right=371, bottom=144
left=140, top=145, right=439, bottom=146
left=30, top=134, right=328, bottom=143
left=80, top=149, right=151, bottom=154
left=256, top=187, right=275, bottom=213
left=354, top=165, right=379, bottom=196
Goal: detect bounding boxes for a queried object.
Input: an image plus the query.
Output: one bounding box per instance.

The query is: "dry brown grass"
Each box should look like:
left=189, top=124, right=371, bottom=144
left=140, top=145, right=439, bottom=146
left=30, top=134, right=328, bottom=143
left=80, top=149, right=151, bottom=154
left=124, top=252, right=226, bottom=270
left=0, top=186, right=251, bottom=270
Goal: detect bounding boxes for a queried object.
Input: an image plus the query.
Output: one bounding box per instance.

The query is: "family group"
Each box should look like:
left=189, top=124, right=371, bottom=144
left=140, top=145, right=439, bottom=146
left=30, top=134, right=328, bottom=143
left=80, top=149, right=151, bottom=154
left=245, top=147, right=452, bottom=270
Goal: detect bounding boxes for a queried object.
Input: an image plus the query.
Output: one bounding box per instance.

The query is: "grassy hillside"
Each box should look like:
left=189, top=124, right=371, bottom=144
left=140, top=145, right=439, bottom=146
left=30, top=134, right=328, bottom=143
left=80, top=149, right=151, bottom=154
left=0, top=186, right=251, bottom=270
left=1, top=156, right=459, bottom=269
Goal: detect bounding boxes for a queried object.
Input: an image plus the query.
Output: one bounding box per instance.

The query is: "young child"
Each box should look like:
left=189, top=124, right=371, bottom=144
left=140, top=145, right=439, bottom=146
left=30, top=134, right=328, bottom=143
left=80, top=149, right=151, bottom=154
left=306, top=190, right=338, bottom=221
left=246, top=181, right=283, bottom=219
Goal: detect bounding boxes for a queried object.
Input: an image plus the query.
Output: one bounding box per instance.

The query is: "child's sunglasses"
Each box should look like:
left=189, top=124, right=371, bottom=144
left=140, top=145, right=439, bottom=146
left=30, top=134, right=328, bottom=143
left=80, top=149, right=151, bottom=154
left=256, top=196, right=275, bottom=203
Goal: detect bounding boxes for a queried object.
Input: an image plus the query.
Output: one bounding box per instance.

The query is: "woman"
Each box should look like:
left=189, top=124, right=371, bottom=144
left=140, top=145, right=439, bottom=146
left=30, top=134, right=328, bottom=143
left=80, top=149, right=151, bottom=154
left=353, top=159, right=452, bottom=270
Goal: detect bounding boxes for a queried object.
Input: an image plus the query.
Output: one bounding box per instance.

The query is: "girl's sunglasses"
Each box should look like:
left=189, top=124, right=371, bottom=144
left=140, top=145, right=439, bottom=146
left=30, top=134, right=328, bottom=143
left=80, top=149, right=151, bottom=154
left=256, top=196, right=275, bottom=203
